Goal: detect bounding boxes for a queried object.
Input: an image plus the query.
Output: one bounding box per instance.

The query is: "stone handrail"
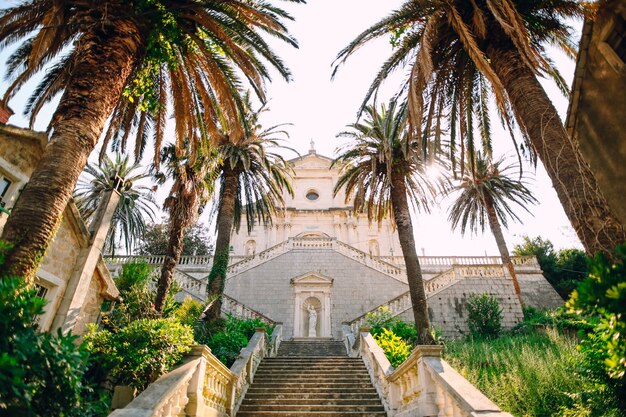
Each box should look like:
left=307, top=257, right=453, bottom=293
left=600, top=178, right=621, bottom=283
left=173, top=269, right=207, bottom=297
left=347, top=267, right=459, bottom=333
left=346, top=264, right=512, bottom=333
left=110, top=325, right=283, bottom=417
left=358, top=330, right=513, bottom=417
left=106, top=252, right=540, bottom=271
left=268, top=323, right=283, bottom=357
left=221, top=294, right=277, bottom=327
left=230, top=328, right=269, bottom=415
left=109, top=345, right=234, bottom=417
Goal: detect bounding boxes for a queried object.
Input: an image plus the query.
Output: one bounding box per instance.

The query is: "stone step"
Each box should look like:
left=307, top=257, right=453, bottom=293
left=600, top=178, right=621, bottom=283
left=244, top=382, right=377, bottom=389
left=253, top=377, right=372, bottom=384
left=262, top=357, right=359, bottom=362
left=254, top=372, right=371, bottom=379
left=238, top=404, right=385, bottom=413
left=243, top=393, right=379, bottom=400
left=256, top=367, right=369, bottom=378
left=277, top=341, right=347, bottom=357
left=237, top=413, right=387, bottom=417
left=257, top=363, right=363, bottom=372
left=242, top=398, right=383, bottom=406
left=246, top=386, right=378, bottom=394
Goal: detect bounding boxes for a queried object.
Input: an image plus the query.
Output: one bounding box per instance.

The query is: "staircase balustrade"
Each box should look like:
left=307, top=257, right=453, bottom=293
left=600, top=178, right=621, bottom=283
left=347, top=267, right=459, bottom=333
left=109, top=345, right=234, bottom=417
left=104, top=245, right=540, bottom=284
left=109, top=325, right=282, bottom=417
left=356, top=330, right=514, bottom=417
left=221, top=294, right=277, bottom=327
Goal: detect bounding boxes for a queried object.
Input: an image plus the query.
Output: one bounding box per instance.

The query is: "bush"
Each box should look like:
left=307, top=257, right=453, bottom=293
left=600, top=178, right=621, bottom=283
left=568, top=244, right=626, bottom=381
left=0, top=242, right=103, bottom=416
left=513, top=236, right=588, bottom=298
left=194, top=315, right=273, bottom=368
left=84, top=318, right=194, bottom=390
left=367, top=306, right=418, bottom=345
left=372, top=328, right=411, bottom=368
left=518, top=306, right=595, bottom=333
left=466, top=292, right=502, bottom=339
left=444, top=328, right=623, bottom=417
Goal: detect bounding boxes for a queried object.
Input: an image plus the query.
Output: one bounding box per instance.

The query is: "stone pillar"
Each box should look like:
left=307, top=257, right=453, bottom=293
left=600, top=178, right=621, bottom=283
left=51, top=188, right=121, bottom=333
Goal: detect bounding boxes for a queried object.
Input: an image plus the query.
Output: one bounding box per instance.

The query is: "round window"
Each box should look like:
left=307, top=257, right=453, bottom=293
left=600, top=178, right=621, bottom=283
left=306, top=191, right=319, bottom=201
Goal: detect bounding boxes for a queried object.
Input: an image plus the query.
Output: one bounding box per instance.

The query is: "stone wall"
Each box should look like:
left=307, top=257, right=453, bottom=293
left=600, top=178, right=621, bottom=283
left=398, top=277, right=525, bottom=338
left=566, top=2, right=626, bottom=225
left=224, top=249, right=409, bottom=339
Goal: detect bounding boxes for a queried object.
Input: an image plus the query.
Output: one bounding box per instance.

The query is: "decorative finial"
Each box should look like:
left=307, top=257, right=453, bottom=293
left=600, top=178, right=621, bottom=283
left=309, top=139, right=316, bottom=153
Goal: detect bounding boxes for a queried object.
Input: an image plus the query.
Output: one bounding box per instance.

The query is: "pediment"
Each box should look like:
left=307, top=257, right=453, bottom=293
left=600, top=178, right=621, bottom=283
left=291, top=272, right=334, bottom=286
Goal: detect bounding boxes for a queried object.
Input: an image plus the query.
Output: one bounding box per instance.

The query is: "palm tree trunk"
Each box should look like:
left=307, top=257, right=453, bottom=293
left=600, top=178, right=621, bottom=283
left=154, top=213, right=188, bottom=314
left=0, top=21, right=144, bottom=280
left=484, top=196, right=524, bottom=308
left=390, top=171, right=434, bottom=344
left=487, top=46, right=626, bottom=256
left=205, top=168, right=238, bottom=321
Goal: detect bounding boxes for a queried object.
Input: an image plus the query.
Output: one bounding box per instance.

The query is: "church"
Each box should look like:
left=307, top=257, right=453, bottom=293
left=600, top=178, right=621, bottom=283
left=110, top=143, right=563, bottom=339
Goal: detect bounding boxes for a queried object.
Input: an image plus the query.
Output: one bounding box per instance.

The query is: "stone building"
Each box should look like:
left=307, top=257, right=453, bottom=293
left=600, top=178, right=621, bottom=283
left=0, top=123, right=119, bottom=336
left=566, top=0, right=626, bottom=225
left=109, top=144, right=562, bottom=339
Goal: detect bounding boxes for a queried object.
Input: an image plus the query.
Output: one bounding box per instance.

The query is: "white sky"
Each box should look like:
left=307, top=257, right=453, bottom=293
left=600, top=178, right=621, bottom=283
left=0, top=0, right=584, bottom=255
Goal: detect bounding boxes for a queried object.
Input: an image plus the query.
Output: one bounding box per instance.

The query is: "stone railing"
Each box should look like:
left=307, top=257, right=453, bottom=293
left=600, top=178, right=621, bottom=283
left=110, top=326, right=282, bottom=417
left=109, top=345, right=234, bottom=417
left=222, top=294, right=277, bottom=327
left=230, top=326, right=281, bottom=415
left=347, top=267, right=459, bottom=333
left=173, top=269, right=207, bottom=297
left=417, top=255, right=538, bottom=268
left=358, top=330, right=513, bottom=417
left=226, top=237, right=404, bottom=281
left=346, top=264, right=512, bottom=333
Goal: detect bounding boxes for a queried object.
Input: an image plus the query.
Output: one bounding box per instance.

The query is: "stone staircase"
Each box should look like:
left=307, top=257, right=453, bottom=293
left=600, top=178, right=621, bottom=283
left=237, top=340, right=386, bottom=417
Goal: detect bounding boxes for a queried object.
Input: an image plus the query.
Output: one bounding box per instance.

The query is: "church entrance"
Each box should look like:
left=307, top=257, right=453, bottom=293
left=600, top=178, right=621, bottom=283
left=291, top=273, right=332, bottom=338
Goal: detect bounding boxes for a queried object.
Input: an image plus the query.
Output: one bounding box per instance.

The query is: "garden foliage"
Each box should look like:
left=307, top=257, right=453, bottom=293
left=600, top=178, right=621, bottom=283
left=466, top=292, right=502, bottom=339
left=84, top=318, right=193, bottom=390
left=372, top=328, right=411, bottom=368
left=568, top=244, right=626, bottom=381
left=514, top=235, right=588, bottom=298
left=444, top=328, right=623, bottom=417
left=0, top=241, right=104, bottom=416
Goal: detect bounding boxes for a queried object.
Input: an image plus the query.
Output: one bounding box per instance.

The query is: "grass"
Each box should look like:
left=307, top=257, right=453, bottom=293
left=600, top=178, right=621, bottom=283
left=443, top=328, right=622, bottom=417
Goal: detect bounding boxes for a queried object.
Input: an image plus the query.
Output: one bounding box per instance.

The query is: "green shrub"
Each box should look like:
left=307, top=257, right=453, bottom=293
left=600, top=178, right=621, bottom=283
left=466, top=292, right=502, bottom=339
left=518, top=306, right=595, bottom=333
left=85, top=318, right=194, bottom=390
left=367, top=306, right=418, bottom=345
left=444, top=328, right=623, bottom=417
left=372, top=328, right=411, bottom=368
left=0, top=242, right=104, bottom=416
left=194, top=315, right=273, bottom=368
left=568, top=244, right=626, bottom=381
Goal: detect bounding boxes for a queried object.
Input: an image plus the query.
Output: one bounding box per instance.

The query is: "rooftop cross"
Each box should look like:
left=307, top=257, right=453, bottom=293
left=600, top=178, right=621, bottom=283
left=309, top=139, right=316, bottom=153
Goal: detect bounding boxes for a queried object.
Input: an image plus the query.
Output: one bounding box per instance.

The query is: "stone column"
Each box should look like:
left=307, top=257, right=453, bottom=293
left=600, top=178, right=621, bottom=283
left=51, top=188, right=121, bottom=333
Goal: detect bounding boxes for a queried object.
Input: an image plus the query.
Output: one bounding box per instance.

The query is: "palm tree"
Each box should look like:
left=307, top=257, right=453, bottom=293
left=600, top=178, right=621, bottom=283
left=0, top=0, right=303, bottom=280
left=333, top=0, right=626, bottom=256
left=447, top=154, right=537, bottom=307
left=152, top=144, right=217, bottom=314
left=333, top=100, right=447, bottom=344
left=74, top=153, right=156, bottom=255
left=204, top=102, right=294, bottom=321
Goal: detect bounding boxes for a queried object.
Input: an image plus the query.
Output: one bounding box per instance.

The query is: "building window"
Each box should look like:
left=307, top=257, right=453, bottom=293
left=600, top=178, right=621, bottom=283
left=306, top=191, right=319, bottom=201
left=0, top=176, right=12, bottom=208
left=34, top=283, right=49, bottom=300
left=607, top=15, right=626, bottom=62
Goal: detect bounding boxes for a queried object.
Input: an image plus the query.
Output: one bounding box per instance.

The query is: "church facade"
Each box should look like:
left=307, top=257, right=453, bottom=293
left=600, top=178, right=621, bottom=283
left=108, top=145, right=563, bottom=339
